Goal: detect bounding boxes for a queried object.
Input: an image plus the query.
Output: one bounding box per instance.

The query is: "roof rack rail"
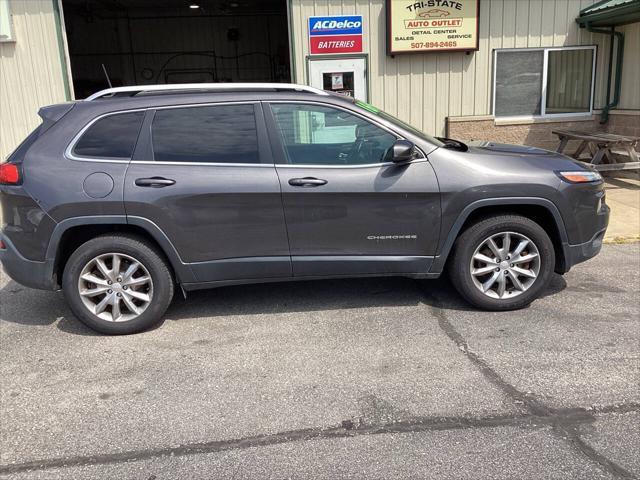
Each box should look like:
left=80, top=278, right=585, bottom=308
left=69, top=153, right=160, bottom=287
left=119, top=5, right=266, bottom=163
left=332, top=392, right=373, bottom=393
left=85, top=83, right=330, bottom=101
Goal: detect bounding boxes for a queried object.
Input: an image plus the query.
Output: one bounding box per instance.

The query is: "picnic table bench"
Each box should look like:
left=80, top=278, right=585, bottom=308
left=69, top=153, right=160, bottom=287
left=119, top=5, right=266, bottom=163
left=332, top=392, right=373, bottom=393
left=552, top=130, right=640, bottom=171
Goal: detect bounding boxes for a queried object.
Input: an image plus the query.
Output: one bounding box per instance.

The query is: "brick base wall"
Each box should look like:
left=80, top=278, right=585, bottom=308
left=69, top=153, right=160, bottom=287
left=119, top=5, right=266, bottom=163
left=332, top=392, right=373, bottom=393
left=446, top=112, right=639, bottom=155
left=604, top=113, right=640, bottom=138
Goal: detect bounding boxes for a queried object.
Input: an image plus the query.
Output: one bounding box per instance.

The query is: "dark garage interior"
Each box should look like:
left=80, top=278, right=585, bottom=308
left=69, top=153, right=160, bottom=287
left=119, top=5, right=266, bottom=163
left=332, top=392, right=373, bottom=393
left=60, top=0, right=292, bottom=99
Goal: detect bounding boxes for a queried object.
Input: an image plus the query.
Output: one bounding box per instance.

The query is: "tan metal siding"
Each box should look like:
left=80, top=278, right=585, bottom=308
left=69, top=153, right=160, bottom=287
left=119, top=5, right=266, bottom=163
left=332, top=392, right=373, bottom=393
left=617, top=21, right=640, bottom=110
left=290, top=0, right=640, bottom=136
left=0, top=0, right=68, bottom=160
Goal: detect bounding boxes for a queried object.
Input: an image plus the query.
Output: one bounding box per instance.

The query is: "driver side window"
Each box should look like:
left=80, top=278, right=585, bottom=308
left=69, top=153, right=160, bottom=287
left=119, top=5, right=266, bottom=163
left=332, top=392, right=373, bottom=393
left=270, top=103, right=397, bottom=165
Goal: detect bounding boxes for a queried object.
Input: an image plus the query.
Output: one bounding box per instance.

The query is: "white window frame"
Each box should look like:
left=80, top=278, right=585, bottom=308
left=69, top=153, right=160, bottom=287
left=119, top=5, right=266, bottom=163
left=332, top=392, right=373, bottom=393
left=492, top=45, right=597, bottom=121
left=0, top=0, right=15, bottom=43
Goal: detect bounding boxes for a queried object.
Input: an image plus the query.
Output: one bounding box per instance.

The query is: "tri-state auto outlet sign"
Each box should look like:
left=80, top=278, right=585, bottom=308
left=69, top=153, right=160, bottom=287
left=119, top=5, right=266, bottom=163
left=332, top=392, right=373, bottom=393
left=387, top=0, right=479, bottom=54
left=308, top=15, right=363, bottom=55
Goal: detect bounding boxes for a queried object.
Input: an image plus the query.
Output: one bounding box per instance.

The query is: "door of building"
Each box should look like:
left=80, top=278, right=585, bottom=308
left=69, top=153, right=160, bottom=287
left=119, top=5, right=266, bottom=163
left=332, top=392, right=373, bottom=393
left=308, top=57, right=367, bottom=101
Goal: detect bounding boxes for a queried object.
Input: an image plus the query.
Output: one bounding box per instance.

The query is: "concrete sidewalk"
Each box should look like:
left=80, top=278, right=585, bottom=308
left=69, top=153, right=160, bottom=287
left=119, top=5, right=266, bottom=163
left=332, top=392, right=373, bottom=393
left=603, top=172, right=640, bottom=243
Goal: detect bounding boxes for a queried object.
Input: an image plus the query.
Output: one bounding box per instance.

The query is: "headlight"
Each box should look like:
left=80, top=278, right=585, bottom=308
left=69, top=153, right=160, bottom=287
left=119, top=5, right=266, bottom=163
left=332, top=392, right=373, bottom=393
left=557, top=170, right=602, bottom=184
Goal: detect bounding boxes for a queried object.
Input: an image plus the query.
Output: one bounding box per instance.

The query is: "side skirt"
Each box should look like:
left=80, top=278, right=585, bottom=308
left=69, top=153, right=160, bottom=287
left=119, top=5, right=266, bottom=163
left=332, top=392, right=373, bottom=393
left=183, top=254, right=435, bottom=286
left=291, top=255, right=434, bottom=276
left=181, top=271, right=440, bottom=292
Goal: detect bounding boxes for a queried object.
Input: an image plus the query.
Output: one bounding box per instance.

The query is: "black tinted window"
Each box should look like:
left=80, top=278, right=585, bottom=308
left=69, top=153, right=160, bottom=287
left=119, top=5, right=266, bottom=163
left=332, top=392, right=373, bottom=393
left=152, top=104, right=260, bottom=163
left=74, top=111, right=144, bottom=158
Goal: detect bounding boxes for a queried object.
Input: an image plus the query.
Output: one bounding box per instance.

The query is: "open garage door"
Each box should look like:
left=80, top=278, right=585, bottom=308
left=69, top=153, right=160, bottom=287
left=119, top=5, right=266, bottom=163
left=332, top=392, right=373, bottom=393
left=60, top=0, right=292, bottom=99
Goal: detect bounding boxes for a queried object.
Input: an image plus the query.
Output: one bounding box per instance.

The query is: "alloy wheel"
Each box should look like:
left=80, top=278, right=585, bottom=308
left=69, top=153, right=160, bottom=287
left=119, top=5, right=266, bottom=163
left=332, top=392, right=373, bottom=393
left=469, top=231, right=540, bottom=300
left=77, top=253, right=153, bottom=322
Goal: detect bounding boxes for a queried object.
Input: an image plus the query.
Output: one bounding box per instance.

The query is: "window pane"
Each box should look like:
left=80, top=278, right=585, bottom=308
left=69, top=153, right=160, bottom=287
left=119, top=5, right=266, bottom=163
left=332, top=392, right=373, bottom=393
left=74, top=111, right=144, bottom=158
left=546, top=49, right=593, bottom=114
left=494, top=51, right=543, bottom=117
left=270, top=104, right=396, bottom=165
left=152, top=105, right=259, bottom=163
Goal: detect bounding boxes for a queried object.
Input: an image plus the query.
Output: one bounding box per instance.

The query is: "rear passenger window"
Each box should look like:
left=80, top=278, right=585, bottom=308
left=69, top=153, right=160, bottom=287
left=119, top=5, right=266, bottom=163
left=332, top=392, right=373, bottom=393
left=151, top=104, right=260, bottom=163
left=73, top=111, right=144, bottom=159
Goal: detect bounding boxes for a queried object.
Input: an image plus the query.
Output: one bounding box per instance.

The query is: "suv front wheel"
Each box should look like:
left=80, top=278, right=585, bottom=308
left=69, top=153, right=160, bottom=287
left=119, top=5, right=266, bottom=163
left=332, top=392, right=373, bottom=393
left=62, top=234, right=174, bottom=334
left=449, top=215, right=555, bottom=310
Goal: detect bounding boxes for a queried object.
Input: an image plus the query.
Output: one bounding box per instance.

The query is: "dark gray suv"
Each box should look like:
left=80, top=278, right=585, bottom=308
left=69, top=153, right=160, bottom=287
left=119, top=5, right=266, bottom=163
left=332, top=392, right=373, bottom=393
left=0, top=83, right=609, bottom=334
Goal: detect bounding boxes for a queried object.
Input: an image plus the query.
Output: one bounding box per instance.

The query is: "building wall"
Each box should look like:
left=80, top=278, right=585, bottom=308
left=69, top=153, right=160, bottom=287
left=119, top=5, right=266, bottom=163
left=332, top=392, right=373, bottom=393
left=448, top=111, right=640, bottom=152
left=290, top=0, right=640, bottom=137
left=1, top=0, right=637, bottom=160
left=0, top=0, right=69, bottom=160
left=616, top=21, right=640, bottom=110
left=448, top=115, right=594, bottom=152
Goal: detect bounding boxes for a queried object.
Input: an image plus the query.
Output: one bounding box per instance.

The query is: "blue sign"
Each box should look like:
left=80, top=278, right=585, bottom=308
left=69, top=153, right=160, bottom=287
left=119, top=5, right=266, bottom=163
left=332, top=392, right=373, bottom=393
left=308, top=15, right=363, bottom=36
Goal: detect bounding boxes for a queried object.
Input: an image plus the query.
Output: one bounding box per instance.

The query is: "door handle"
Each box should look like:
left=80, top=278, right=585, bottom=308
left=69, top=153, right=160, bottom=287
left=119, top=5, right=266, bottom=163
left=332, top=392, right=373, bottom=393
left=288, top=177, right=328, bottom=187
left=135, top=177, right=176, bottom=188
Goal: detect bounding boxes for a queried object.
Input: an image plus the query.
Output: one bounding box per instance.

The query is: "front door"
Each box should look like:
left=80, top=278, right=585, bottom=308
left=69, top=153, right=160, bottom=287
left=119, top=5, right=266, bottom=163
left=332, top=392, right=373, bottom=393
left=308, top=57, right=367, bottom=101
left=265, top=101, right=440, bottom=277
left=124, top=102, right=291, bottom=283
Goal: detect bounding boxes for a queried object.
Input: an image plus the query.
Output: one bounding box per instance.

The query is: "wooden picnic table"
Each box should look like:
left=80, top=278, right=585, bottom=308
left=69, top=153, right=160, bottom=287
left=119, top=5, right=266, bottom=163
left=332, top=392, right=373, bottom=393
left=552, top=130, right=640, bottom=171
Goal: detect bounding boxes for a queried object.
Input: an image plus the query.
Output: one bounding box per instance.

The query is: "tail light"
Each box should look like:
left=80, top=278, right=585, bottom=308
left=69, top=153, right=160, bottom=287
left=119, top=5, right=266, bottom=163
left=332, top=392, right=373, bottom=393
left=0, top=163, right=21, bottom=185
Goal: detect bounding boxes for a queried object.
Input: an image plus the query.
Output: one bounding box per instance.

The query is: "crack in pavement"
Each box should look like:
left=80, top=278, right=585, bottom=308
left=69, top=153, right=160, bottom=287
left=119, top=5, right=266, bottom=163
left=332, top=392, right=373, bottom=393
left=424, top=287, right=638, bottom=480
left=2, top=405, right=639, bottom=476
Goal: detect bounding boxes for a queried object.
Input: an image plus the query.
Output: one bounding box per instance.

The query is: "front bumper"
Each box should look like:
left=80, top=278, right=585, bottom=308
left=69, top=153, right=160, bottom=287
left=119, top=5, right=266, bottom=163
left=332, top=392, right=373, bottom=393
left=0, top=234, right=56, bottom=290
left=560, top=203, right=609, bottom=273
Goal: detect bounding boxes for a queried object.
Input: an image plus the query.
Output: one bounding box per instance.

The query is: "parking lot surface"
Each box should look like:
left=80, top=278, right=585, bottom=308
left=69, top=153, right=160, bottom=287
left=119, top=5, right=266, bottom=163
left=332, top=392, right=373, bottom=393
left=1, top=243, right=638, bottom=479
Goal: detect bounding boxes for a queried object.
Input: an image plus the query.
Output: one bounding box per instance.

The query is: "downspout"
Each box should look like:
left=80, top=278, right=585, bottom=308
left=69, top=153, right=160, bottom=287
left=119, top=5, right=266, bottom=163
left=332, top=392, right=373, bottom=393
left=586, top=23, right=624, bottom=124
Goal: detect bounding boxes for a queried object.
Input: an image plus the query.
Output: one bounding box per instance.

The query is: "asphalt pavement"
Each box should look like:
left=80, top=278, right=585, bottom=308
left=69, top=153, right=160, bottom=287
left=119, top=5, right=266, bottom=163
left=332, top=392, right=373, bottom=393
left=0, top=243, right=638, bottom=479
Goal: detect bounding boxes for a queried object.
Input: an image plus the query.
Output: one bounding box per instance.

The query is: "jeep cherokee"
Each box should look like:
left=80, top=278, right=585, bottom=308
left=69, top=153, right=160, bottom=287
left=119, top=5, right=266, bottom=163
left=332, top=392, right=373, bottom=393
left=0, top=83, right=609, bottom=334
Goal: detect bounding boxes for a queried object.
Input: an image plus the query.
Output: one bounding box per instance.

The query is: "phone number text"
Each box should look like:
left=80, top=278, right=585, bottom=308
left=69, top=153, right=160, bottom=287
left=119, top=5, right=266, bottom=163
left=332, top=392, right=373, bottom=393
left=409, top=41, right=458, bottom=49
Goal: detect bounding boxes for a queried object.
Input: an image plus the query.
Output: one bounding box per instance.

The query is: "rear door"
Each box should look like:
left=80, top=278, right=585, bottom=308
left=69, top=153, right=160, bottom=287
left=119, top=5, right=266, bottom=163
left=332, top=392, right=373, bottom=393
left=124, top=102, right=290, bottom=283
left=265, top=101, right=441, bottom=277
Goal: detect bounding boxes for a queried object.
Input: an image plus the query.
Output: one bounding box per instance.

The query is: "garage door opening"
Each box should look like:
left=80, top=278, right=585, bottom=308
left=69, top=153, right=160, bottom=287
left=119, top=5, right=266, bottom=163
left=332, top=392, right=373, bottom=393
left=60, top=0, right=292, bottom=99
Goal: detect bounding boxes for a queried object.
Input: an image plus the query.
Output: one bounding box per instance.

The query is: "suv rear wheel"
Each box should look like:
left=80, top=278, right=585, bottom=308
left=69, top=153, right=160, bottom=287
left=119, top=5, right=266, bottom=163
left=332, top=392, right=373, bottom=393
left=449, top=215, right=555, bottom=310
left=62, top=235, right=174, bottom=334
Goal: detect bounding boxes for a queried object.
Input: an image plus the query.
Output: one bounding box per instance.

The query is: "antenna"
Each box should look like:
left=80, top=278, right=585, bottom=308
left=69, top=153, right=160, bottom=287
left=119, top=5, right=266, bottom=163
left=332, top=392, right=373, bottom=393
left=101, top=63, right=113, bottom=89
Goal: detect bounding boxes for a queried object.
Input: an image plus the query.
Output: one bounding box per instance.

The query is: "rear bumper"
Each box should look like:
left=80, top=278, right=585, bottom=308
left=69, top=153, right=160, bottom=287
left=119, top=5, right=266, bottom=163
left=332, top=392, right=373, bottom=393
left=0, top=234, right=56, bottom=290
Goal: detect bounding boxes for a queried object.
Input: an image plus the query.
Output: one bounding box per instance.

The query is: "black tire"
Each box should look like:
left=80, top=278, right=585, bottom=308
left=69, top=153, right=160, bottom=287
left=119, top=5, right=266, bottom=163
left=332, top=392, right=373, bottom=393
left=448, top=215, right=555, bottom=311
left=62, top=234, right=174, bottom=334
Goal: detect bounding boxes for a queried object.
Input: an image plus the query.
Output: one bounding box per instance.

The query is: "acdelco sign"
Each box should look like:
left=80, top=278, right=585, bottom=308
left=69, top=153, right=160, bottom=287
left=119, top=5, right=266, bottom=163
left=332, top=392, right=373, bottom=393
left=308, top=15, right=363, bottom=54
left=309, top=16, right=363, bottom=36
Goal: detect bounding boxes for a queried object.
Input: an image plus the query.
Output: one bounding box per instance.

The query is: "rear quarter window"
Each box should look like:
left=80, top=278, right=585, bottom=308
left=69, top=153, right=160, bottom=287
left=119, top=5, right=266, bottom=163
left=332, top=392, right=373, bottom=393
left=73, top=111, right=144, bottom=159
left=6, top=126, right=41, bottom=163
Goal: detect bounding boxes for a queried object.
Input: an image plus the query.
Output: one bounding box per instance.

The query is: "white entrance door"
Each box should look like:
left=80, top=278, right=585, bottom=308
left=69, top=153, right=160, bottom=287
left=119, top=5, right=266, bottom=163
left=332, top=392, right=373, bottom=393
left=308, top=57, right=367, bottom=101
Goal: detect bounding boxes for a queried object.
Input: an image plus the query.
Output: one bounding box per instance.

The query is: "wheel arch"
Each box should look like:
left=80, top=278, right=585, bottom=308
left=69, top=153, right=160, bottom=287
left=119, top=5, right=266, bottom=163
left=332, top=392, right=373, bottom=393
left=431, top=198, right=570, bottom=274
left=47, top=216, right=195, bottom=287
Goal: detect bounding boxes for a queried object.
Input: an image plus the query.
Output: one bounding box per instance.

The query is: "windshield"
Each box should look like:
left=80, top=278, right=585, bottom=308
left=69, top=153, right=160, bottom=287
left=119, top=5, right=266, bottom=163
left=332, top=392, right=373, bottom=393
left=354, top=100, right=444, bottom=147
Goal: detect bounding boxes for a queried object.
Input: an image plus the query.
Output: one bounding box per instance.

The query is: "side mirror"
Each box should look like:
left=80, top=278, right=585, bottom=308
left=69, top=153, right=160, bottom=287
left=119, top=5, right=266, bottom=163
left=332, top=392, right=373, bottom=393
left=390, top=139, right=416, bottom=163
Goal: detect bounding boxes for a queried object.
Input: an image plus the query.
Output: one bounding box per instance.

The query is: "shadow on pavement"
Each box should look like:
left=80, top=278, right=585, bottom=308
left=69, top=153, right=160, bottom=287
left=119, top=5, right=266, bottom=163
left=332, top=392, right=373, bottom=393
left=0, top=273, right=567, bottom=335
